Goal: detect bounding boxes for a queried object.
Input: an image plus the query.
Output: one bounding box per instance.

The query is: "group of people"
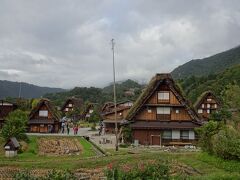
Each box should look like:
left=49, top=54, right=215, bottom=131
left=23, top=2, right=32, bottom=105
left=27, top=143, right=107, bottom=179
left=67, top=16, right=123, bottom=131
left=61, top=121, right=79, bottom=135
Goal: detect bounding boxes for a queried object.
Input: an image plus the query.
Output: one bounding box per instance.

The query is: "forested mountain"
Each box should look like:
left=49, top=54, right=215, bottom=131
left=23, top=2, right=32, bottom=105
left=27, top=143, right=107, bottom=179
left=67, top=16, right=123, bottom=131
left=44, top=79, right=144, bottom=106
left=172, top=46, right=240, bottom=79
left=179, top=65, right=240, bottom=104
left=0, top=80, right=65, bottom=99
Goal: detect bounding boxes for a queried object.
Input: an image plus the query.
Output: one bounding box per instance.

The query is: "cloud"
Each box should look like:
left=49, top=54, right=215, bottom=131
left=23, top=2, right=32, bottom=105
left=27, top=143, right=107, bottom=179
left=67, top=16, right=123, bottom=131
left=0, top=0, right=240, bottom=88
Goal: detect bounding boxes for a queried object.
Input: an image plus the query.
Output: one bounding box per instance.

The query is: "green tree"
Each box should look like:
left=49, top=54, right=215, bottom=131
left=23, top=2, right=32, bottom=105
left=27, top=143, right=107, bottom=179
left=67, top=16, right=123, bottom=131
left=88, top=107, right=102, bottom=123
left=0, top=110, right=28, bottom=141
left=210, top=107, right=232, bottom=125
left=196, top=121, right=221, bottom=154
left=223, top=84, right=240, bottom=108
left=31, top=98, right=40, bottom=109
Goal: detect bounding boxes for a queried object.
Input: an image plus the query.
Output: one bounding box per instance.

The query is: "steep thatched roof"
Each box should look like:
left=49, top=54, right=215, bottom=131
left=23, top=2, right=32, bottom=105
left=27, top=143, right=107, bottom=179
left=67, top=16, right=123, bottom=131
left=29, top=98, right=61, bottom=120
left=126, top=73, right=201, bottom=123
left=61, top=97, right=83, bottom=111
left=194, top=91, right=221, bottom=109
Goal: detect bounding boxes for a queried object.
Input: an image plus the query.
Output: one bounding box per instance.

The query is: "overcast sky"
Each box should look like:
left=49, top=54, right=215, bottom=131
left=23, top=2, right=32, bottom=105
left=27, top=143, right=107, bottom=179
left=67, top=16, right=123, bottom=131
left=0, top=0, right=240, bottom=88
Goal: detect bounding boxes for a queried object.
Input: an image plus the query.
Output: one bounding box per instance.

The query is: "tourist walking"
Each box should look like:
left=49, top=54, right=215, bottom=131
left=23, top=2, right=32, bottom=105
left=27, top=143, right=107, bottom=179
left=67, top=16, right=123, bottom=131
left=66, top=122, right=70, bottom=135
left=61, top=121, right=65, bottom=134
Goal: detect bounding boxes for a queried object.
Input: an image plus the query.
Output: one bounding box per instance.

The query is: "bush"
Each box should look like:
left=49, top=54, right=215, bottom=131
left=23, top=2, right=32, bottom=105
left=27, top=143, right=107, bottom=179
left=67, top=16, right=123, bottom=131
left=212, top=127, right=240, bottom=160
left=105, top=160, right=169, bottom=179
left=122, top=126, right=132, bottom=144
left=91, top=122, right=96, bottom=131
left=196, top=121, right=220, bottom=154
left=0, top=110, right=28, bottom=141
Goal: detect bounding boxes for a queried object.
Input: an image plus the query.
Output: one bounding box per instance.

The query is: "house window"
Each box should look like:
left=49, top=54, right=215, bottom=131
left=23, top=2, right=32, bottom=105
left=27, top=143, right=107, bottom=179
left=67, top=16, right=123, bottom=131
left=198, top=109, right=203, bottom=114
left=68, top=104, right=73, bottom=107
left=207, top=98, right=212, bottom=102
left=207, top=109, right=210, bottom=114
left=157, top=107, right=170, bottom=114
left=39, top=110, right=48, bottom=117
left=163, top=130, right=172, bottom=139
left=175, top=109, right=180, bottom=114
left=65, top=108, right=69, bottom=112
left=207, top=104, right=211, bottom=108
left=214, top=104, right=217, bottom=108
left=89, top=109, right=94, bottom=113
left=147, top=107, right=152, bottom=113
left=158, top=92, right=170, bottom=100
left=180, top=130, right=189, bottom=139
left=201, top=104, right=204, bottom=108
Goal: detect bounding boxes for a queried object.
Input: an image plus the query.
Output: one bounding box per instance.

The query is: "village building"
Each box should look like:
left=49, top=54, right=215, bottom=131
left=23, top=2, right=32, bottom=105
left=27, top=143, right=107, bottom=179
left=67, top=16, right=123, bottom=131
left=82, top=103, right=98, bottom=121
left=194, top=91, right=221, bottom=120
left=126, top=74, right=202, bottom=146
left=102, top=101, right=133, bottom=134
left=0, top=100, right=17, bottom=128
left=61, top=97, right=83, bottom=114
left=28, top=99, right=60, bottom=133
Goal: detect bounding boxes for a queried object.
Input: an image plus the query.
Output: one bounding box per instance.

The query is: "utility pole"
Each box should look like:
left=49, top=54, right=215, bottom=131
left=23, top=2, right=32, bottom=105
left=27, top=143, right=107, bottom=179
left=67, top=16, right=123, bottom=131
left=111, top=38, right=118, bottom=151
left=18, top=82, right=22, bottom=98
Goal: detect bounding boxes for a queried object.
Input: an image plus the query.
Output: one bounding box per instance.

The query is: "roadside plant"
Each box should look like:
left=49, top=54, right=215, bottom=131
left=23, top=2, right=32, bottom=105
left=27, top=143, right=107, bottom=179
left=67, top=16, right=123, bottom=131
left=0, top=110, right=28, bottom=141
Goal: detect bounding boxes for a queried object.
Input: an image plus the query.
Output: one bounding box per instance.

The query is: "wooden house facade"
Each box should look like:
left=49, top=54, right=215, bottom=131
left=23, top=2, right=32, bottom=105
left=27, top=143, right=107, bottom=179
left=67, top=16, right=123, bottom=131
left=0, top=100, right=17, bottom=128
left=28, top=99, right=60, bottom=133
left=61, top=98, right=83, bottom=114
left=102, top=101, right=133, bottom=134
left=126, top=74, right=202, bottom=146
left=195, top=91, right=221, bottom=120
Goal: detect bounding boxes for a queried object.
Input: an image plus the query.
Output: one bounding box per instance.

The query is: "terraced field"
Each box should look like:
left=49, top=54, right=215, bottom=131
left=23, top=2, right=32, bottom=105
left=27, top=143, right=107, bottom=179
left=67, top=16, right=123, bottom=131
left=38, top=137, right=82, bottom=155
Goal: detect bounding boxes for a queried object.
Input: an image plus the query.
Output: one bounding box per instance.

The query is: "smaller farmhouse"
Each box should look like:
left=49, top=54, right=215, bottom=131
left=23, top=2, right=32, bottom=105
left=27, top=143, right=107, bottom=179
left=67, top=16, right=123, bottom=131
left=28, top=99, right=60, bottom=133
left=82, top=103, right=98, bottom=121
left=195, top=91, right=221, bottom=120
left=102, top=101, right=133, bottom=134
left=61, top=97, right=83, bottom=114
left=0, top=100, right=17, bottom=128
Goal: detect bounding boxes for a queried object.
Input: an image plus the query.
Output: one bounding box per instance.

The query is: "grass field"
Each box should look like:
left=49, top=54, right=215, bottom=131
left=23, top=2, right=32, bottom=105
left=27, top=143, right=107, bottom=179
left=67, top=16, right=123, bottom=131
left=0, top=136, right=240, bottom=179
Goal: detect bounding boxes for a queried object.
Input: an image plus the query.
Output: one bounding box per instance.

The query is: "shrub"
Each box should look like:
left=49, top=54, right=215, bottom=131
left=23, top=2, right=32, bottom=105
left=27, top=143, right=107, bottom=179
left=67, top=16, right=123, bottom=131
left=0, top=110, right=28, bottom=141
left=212, top=127, right=240, bottom=160
left=196, top=121, right=221, bottom=154
left=122, top=126, right=132, bottom=144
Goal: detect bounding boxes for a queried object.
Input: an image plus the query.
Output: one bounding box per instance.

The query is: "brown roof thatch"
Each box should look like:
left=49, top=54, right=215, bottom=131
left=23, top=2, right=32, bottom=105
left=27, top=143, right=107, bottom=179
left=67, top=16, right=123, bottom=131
left=61, top=97, right=83, bottom=111
left=194, top=91, right=221, bottom=109
left=102, top=100, right=133, bottom=116
left=126, top=73, right=201, bottom=123
left=29, top=99, right=60, bottom=121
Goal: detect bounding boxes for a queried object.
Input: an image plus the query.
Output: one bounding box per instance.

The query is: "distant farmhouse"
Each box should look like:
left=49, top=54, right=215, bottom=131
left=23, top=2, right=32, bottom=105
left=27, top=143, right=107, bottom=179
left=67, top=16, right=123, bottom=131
left=61, top=97, right=83, bottom=114
left=195, top=91, right=221, bottom=121
left=28, top=99, right=60, bottom=133
left=102, top=101, right=133, bottom=134
left=0, top=100, right=17, bottom=128
left=82, top=103, right=98, bottom=121
left=126, top=74, right=202, bottom=146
